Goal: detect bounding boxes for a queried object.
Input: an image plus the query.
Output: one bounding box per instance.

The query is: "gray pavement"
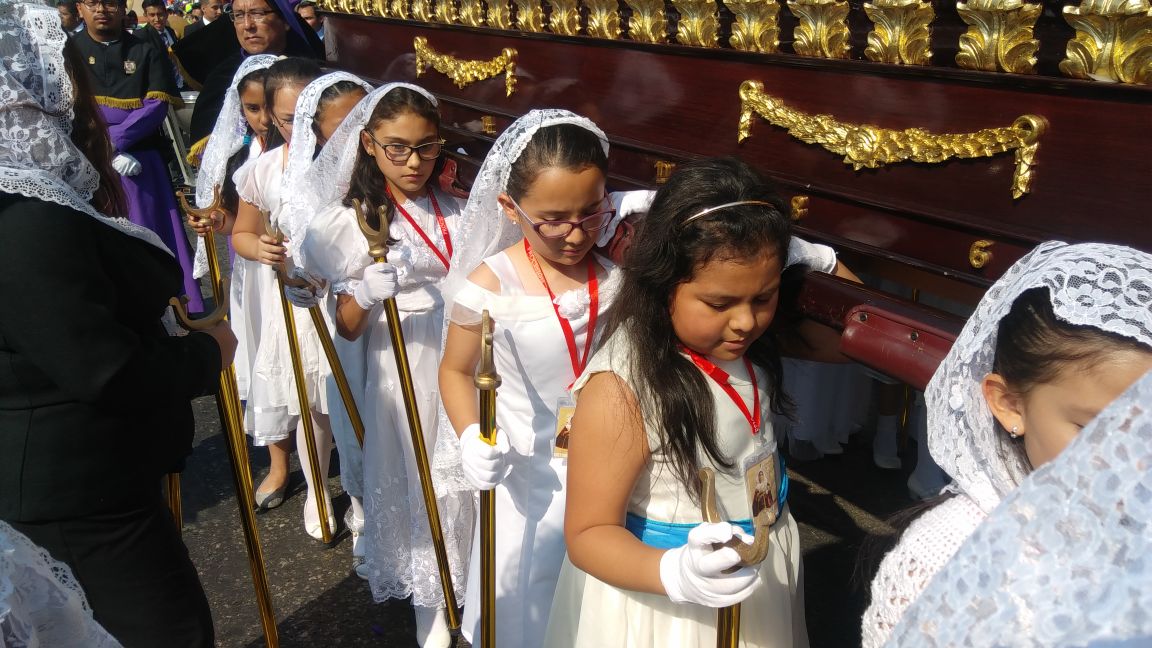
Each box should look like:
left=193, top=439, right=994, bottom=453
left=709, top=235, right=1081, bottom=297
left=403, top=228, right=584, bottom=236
left=181, top=395, right=914, bottom=647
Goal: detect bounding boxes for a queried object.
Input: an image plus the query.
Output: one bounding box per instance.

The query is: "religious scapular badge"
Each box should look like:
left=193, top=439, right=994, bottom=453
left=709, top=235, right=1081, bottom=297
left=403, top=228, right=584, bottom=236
left=124, top=59, right=137, bottom=74
left=743, top=441, right=780, bottom=526
left=553, top=395, right=575, bottom=458
left=88, top=55, right=95, bottom=65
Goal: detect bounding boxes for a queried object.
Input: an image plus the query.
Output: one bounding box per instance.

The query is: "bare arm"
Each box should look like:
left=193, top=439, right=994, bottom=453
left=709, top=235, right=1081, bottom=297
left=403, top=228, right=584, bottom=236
left=438, top=321, right=482, bottom=436
left=334, top=293, right=375, bottom=341
left=565, top=371, right=667, bottom=595
left=232, top=198, right=285, bottom=266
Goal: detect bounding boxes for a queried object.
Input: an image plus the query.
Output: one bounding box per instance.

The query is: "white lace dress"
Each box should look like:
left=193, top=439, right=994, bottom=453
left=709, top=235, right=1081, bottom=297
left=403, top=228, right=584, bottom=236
left=449, top=251, right=618, bottom=648
left=545, top=330, right=809, bottom=648
left=226, top=137, right=264, bottom=404
left=301, top=188, right=471, bottom=607
left=235, top=145, right=331, bottom=444
left=860, top=495, right=985, bottom=647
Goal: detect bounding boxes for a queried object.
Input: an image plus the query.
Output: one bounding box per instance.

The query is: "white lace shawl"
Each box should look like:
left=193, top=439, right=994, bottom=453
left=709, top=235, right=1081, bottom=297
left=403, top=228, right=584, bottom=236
left=286, top=82, right=436, bottom=268
left=887, top=369, right=1152, bottom=647
left=926, top=241, right=1152, bottom=514
left=190, top=54, right=277, bottom=278
left=0, top=0, right=168, bottom=255
left=0, top=521, right=123, bottom=647
left=278, top=71, right=372, bottom=248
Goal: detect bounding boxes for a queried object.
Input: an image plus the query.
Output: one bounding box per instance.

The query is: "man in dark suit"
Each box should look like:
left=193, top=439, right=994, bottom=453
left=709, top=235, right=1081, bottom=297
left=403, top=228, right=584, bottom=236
left=138, top=0, right=185, bottom=89
left=182, top=0, right=222, bottom=36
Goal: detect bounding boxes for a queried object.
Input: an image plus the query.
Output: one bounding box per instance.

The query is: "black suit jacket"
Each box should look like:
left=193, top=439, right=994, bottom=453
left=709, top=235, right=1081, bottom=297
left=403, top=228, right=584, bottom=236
left=183, top=17, right=208, bottom=36
left=0, top=195, right=221, bottom=522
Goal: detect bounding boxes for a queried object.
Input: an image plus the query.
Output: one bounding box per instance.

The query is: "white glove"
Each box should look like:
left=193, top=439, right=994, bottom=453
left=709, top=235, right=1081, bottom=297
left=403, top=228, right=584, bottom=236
left=600, top=190, right=656, bottom=247
left=111, top=153, right=142, bottom=177
left=284, top=267, right=325, bottom=309
left=352, top=263, right=399, bottom=310
left=659, top=522, right=759, bottom=608
left=460, top=423, right=510, bottom=490
left=786, top=236, right=837, bottom=274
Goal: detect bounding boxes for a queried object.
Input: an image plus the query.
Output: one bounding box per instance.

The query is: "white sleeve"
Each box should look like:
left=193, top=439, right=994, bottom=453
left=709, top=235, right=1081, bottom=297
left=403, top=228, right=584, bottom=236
left=786, top=236, right=838, bottom=274
left=301, top=204, right=373, bottom=295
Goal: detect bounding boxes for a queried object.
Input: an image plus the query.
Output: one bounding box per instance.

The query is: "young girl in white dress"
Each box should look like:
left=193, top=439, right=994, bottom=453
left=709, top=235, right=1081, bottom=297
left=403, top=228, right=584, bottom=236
left=231, top=57, right=342, bottom=538
left=861, top=241, right=1152, bottom=647
left=437, top=110, right=624, bottom=648
left=297, top=83, right=470, bottom=648
left=546, top=157, right=811, bottom=648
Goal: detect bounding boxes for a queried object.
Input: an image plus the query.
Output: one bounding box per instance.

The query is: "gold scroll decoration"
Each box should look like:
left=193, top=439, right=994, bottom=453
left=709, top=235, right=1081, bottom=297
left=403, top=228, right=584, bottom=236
left=674, top=0, right=720, bottom=46
left=864, top=0, right=935, bottom=65
left=390, top=0, right=410, bottom=19
left=736, top=80, right=1047, bottom=198
left=1059, top=0, right=1152, bottom=84
left=459, top=0, right=485, bottom=25
left=372, top=0, right=389, bottom=17
left=411, top=0, right=433, bottom=21
left=488, top=0, right=513, bottom=29
left=787, top=0, right=851, bottom=58
left=515, top=0, right=546, bottom=31
left=550, top=0, right=581, bottom=34
left=955, top=0, right=1040, bottom=74
left=587, top=0, right=623, bottom=38
left=413, top=37, right=519, bottom=96
left=626, top=0, right=666, bottom=42
left=435, top=0, right=459, bottom=24
left=727, top=0, right=781, bottom=53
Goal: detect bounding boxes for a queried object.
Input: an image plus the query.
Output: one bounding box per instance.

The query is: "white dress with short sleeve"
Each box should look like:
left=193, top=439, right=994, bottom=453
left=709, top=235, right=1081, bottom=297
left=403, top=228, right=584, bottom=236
left=544, top=330, right=809, bottom=648
left=300, top=187, right=471, bottom=607
left=449, top=250, right=619, bottom=648
left=235, top=145, right=331, bottom=443
left=226, top=137, right=265, bottom=406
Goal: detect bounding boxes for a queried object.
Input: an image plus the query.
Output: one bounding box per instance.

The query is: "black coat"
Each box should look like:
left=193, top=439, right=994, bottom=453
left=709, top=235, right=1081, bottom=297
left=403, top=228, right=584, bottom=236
left=0, top=195, right=221, bottom=522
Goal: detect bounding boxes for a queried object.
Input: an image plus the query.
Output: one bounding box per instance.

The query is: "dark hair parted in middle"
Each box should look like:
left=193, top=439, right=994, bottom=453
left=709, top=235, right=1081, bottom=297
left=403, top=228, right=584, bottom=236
left=599, top=157, right=793, bottom=500
left=505, top=123, right=608, bottom=202
left=262, top=57, right=322, bottom=150
left=344, top=87, right=442, bottom=243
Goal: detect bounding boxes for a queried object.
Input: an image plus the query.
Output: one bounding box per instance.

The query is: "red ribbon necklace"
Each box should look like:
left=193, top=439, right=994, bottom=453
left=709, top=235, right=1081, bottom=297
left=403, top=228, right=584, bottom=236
left=681, top=346, right=761, bottom=436
left=386, top=185, right=453, bottom=270
left=523, top=239, right=599, bottom=380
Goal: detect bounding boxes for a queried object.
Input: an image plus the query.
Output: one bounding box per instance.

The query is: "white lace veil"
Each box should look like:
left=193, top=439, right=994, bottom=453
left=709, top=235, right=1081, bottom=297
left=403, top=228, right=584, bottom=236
left=925, top=241, right=1152, bottom=514
left=286, top=81, right=436, bottom=266
left=278, top=71, right=373, bottom=247
left=440, top=108, right=609, bottom=313
left=0, top=520, right=123, bottom=647
left=888, top=368, right=1152, bottom=647
left=190, top=54, right=278, bottom=278
left=0, top=0, right=168, bottom=255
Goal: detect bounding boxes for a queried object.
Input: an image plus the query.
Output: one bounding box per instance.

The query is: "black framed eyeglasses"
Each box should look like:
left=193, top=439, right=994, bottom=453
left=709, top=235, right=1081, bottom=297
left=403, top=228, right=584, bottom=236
left=232, top=8, right=276, bottom=23
left=509, top=195, right=616, bottom=240
left=364, top=129, right=445, bottom=162
left=79, top=0, right=122, bottom=10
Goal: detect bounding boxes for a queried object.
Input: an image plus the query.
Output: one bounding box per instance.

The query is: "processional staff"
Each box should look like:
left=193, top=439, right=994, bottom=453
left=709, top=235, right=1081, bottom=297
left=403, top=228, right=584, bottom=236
left=176, top=185, right=279, bottom=647
left=354, top=199, right=462, bottom=629
left=474, top=311, right=501, bottom=647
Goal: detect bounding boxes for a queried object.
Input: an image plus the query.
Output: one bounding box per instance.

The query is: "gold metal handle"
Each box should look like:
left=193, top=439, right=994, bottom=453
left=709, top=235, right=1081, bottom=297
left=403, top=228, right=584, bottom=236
left=654, top=160, right=677, bottom=185
left=481, top=115, right=497, bottom=136
left=968, top=239, right=995, bottom=269
left=474, top=310, right=501, bottom=646
left=790, top=195, right=810, bottom=222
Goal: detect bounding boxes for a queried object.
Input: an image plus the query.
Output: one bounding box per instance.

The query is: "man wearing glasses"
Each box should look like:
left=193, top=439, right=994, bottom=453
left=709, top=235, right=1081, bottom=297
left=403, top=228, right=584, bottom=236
left=74, top=0, right=205, bottom=313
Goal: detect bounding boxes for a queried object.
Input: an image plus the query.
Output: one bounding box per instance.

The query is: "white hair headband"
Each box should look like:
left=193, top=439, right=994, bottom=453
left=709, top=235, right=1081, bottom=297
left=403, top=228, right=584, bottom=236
left=682, top=200, right=776, bottom=225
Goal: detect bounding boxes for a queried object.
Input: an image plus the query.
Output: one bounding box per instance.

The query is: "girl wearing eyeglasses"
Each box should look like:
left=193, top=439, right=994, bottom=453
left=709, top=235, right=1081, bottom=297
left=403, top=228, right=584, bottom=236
left=297, top=83, right=469, bottom=648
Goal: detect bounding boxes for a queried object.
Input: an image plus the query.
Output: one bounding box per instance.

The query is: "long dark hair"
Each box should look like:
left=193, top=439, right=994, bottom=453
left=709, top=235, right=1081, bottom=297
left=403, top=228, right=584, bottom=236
left=262, top=57, right=322, bottom=150
left=220, top=69, right=269, bottom=214
left=311, top=80, right=366, bottom=141
left=343, top=87, right=442, bottom=242
left=505, top=123, right=608, bottom=201
left=599, top=157, right=793, bottom=500
left=63, top=39, right=126, bottom=216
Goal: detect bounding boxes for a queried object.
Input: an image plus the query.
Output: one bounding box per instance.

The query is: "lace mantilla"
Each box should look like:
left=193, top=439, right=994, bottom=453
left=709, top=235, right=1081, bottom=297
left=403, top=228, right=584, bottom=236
left=191, top=54, right=277, bottom=278
left=925, top=242, right=1152, bottom=514
left=278, top=71, right=372, bottom=249
left=0, top=0, right=168, bottom=255
left=888, top=369, right=1152, bottom=647
left=0, top=521, right=123, bottom=647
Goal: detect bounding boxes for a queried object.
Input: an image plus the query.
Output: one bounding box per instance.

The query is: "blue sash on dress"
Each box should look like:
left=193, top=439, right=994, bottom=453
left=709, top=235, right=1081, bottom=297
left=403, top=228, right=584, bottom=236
left=626, top=458, right=790, bottom=549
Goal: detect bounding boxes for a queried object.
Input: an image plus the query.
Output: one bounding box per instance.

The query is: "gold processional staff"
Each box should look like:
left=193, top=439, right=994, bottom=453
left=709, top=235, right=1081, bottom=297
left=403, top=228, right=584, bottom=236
left=475, top=311, right=500, bottom=647
left=354, top=199, right=462, bottom=630
left=176, top=186, right=279, bottom=647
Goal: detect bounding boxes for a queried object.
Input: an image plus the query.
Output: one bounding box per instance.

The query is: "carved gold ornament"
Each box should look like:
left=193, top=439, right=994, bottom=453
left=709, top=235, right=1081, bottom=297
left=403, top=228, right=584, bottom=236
left=515, top=0, right=545, bottom=31
left=955, top=0, right=1041, bottom=74
left=434, top=0, right=459, bottom=23
left=549, top=0, right=582, bottom=34
left=864, top=0, right=935, bottom=65
left=654, top=160, right=678, bottom=184
left=790, top=195, right=810, bottom=221
left=411, top=0, right=432, bottom=21
left=674, top=0, right=720, bottom=46
left=413, top=37, right=519, bottom=96
left=459, top=0, right=485, bottom=25
left=787, top=0, right=852, bottom=58
left=726, top=0, right=782, bottom=53
left=968, top=239, right=995, bottom=268
left=1059, top=0, right=1152, bottom=84
left=390, top=0, right=410, bottom=19
left=737, top=80, right=1047, bottom=198
left=488, top=0, right=513, bottom=29
left=626, top=0, right=667, bottom=42
left=372, top=0, right=389, bottom=17
left=587, top=0, right=623, bottom=37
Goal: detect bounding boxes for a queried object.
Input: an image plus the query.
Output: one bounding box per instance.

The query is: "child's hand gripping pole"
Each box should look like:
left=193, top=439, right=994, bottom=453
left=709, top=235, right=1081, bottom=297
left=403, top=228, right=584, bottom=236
left=352, top=199, right=462, bottom=630
left=177, top=184, right=229, bottom=302
left=169, top=283, right=280, bottom=648
left=473, top=310, right=502, bottom=647
left=260, top=211, right=335, bottom=544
